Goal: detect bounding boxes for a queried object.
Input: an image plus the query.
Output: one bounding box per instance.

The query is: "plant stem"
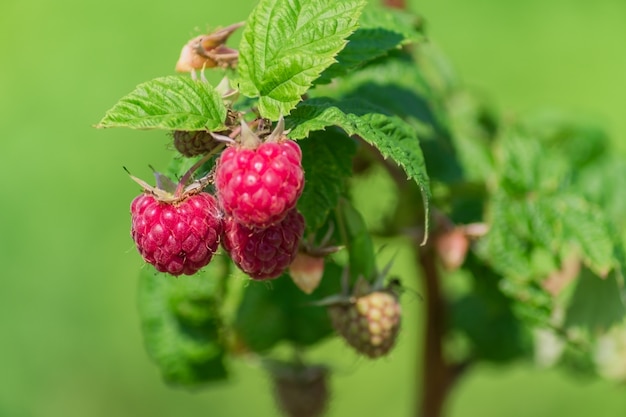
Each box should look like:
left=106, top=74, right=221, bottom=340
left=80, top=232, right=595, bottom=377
left=174, top=144, right=224, bottom=197
left=415, top=240, right=471, bottom=417
left=416, top=243, right=449, bottom=417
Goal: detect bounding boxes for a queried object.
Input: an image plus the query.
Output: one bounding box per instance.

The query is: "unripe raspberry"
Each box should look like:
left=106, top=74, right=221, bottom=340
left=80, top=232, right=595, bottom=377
left=434, top=228, right=470, bottom=271
left=173, top=130, right=221, bottom=157
left=131, top=192, right=222, bottom=276
left=215, top=139, right=304, bottom=228
left=328, top=291, right=401, bottom=358
left=222, top=209, right=305, bottom=280
left=289, top=252, right=325, bottom=294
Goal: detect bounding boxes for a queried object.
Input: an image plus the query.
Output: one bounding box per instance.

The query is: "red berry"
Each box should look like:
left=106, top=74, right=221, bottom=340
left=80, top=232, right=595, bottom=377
left=222, top=209, right=305, bottom=280
left=131, top=192, right=222, bottom=276
left=215, top=140, right=304, bottom=228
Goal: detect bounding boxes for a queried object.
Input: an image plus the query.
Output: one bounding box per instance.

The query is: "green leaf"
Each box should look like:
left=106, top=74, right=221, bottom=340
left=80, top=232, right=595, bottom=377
left=480, top=194, right=532, bottom=281
left=315, top=28, right=404, bottom=84
left=234, top=263, right=343, bottom=352
left=564, top=268, right=626, bottom=332
left=237, top=0, right=367, bottom=119
left=287, top=97, right=431, bottom=241
left=137, top=260, right=230, bottom=387
left=316, top=6, right=423, bottom=84
left=297, top=129, right=356, bottom=232
left=336, top=198, right=376, bottom=282
left=451, top=254, right=531, bottom=363
left=358, top=5, right=423, bottom=44
left=97, top=76, right=227, bottom=131
left=559, top=195, right=615, bottom=276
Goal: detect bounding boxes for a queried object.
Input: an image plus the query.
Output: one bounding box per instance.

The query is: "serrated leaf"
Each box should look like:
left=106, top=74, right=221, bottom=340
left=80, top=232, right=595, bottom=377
left=565, top=268, right=626, bottom=332
left=97, top=76, right=227, bottom=131
left=137, top=259, right=230, bottom=387
left=316, top=6, right=423, bottom=84
left=234, top=263, right=343, bottom=352
left=559, top=195, right=614, bottom=276
left=297, top=129, right=356, bottom=231
left=237, top=0, right=366, bottom=119
left=287, top=97, right=431, bottom=241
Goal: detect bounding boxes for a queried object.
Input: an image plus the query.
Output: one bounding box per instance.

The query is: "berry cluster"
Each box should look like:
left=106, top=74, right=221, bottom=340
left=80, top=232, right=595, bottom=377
left=216, top=121, right=305, bottom=279
left=129, top=120, right=305, bottom=280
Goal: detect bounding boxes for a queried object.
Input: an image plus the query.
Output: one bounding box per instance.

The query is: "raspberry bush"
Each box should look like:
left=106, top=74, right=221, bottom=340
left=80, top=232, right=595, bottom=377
left=97, top=0, right=626, bottom=415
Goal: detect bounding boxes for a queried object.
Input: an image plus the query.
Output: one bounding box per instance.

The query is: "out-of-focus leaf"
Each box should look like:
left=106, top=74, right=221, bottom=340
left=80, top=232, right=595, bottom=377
left=336, top=198, right=376, bottom=282
left=316, top=5, right=423, bottom=84
left=565, top=269, right=626, bottom=332
left=234, top=263, right=343, bottom=352
left=297, top=129, right=357, bottom=232
left=138, top=258, right=230, bottom=387
left=451, top=255, right=531, bottom=362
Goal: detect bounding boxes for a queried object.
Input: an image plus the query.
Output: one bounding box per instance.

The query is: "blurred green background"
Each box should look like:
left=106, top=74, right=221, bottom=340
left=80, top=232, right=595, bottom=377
left=1, top=0, right=625, bottom=416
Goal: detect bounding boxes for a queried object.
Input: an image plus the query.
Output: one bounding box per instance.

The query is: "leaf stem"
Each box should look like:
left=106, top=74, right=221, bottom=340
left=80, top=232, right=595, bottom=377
left=175, top=143, right=225, bottom=197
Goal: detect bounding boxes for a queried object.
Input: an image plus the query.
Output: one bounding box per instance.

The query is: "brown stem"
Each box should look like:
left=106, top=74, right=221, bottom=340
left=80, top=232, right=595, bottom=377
left=382, top=0, right=407, bottom=9
left=416, top=243, right=449, bottom=417
left=415, top=241, right=471, bottom=417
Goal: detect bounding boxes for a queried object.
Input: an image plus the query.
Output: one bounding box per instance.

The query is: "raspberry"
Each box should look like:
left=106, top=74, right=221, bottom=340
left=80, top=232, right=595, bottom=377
left=271, top=364, right=329, bottom=417
left=328, top=291, right=401, bottom=358
left=173, top=130, right=221, bottom=157
left=434, top=227, right=470, bottom=271
left=222, top=209, right=305, bottom=280
left=215, top=139, right=304, bottom=228
left=131, top=192, right=222, bottom=276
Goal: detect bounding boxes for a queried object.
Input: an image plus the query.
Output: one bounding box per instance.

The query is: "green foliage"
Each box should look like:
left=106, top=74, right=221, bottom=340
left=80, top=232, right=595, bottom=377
left=234, top=263, right=343, bottom=352
left=336, top=198, right=376, bottom=282
left=316, top=5, right=423, bottom=84
left=565, top=269, right=626, bottom=332
left=97, top=76, right=227, bottom=131
left=137, top=259, right=230, bottom=387
left=97, top=0, right=626, bottom=407
left=297, top=129, right=357, bottom=232
left=237, top=0, right=367, bottom=119
left=451, top=254, right=531, bottom=363
left=287, top=97, right=431, bottom=239
left=478, top=122, right=626, bottom=331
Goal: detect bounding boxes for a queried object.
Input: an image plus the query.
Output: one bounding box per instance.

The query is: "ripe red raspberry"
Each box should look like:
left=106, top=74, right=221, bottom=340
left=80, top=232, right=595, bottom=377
left=131, top=192, right=222, bottom=276
left=215, top=139, right=304, bottom=228
left=328, top=291, right=401, bottom=358
left=222, top=209, right=305, bottom=280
